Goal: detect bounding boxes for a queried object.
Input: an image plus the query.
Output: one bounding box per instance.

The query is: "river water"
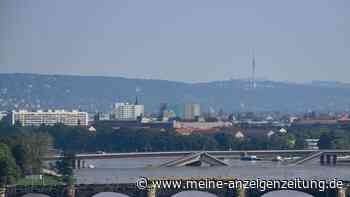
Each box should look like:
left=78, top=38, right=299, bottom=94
left=71, top=156, right=350, bottom=197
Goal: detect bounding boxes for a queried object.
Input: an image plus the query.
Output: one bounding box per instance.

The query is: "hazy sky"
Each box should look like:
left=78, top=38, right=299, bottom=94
left=0, top=0, right=349, bottom=83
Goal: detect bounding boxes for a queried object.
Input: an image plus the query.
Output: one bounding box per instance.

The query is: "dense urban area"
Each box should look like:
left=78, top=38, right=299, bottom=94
left=1, top=97, right=350, bottom=186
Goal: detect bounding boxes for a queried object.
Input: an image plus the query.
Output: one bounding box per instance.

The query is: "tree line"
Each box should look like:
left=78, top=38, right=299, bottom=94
left=0, top=122, right=53, bottom=185
left=1, top=120, right=350, bottom=185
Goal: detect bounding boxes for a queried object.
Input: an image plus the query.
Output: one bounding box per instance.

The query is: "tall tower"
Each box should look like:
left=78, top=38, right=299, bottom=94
left=134, top=95, right=139, bottom=105
left=251, top=50, right=256, bottom=89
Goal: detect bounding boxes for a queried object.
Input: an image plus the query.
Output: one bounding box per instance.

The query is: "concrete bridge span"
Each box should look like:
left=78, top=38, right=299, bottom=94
left=44, top=150, right=350, bottom=161
left=61, top=150, right=350, bottom=170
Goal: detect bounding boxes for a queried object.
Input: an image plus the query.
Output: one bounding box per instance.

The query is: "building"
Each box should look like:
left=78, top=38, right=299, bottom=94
left=93, top=120, right=173, bottom=130
left=0, top=111, right=8, bottom=121
left=184, top=103, right=200, bottom=120
left=159, top=103, right=168, bottom=118
left=162, top=110, right=176, bottom=121
left=229, top=127, right=280, bottom=140
left=94, top=112, right=111, bottom=121
left=174, top=121, right=232, bottom=129
left=11, top=110, right=88, bottom=127
left=291, top=118, right=338, bottom=129
left=305, top=139, right=319, bottom=150
left=234, top=131, right=245, bottom=139
left=267, top=130, right=275, bottom=138
left=112, top=102, right=144, bottom=120
left=88, top=126, right=97, bottom=133
left=174, top=121, right=232, bottom=135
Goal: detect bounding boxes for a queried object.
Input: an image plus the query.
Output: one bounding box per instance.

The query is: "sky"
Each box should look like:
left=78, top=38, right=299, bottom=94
left=0, top=0, right=349, bottom=83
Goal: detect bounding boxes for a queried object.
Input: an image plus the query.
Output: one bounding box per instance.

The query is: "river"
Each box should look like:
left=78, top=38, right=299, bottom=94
left=71, top=156, right=350, bottom=197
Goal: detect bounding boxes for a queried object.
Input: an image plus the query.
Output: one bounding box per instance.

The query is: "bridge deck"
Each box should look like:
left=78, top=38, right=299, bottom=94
left=43, top=149, right=350, bottom=160
left=159, top=152, right=229, bottom=167
left=289, top=151, right=323, bottom=166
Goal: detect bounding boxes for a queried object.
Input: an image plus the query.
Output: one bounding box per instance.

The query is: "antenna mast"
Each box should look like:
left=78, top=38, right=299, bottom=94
left=252, top=50, right=256, bottom=89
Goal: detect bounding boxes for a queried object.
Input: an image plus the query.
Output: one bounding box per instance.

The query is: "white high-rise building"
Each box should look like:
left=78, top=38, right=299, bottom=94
left=11, top=110, right=88, bottom=127
left=184, top=103, right=200, bottom=120
left=112, top=102, right=144, bottom=120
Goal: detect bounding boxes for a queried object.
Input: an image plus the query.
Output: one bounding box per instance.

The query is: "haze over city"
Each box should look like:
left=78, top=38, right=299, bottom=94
left=2, top=1, right=350, bottom=197
left=1, top=0, right=349, bottom=83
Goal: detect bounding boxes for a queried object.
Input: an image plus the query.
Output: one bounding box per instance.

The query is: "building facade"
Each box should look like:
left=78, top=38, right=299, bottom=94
left=173, top=121, right=232, bottom=129
left=184, top=103, right=200, bottom=120
left=0, top=111, right=8, bottom=121
left=112, top=102, right=144, bottom=120
left=11, top=110, right=88, bottom=126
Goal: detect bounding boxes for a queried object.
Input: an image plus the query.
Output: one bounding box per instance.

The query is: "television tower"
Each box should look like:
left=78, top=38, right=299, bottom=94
left=251, top=50, right=256, bottom=89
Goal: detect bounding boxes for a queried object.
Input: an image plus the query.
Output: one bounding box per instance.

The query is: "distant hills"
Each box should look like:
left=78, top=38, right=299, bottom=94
left=1, top=73, right=350, bottom=113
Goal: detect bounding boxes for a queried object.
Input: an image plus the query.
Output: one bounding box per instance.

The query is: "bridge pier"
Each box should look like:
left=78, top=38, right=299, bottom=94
left=320, top=153, right=337, bottom=165
left=326, top=154, right=331, bottom=164
left=4, top=183, right=350, bottom=197
left=333, top=155, right=337, bottom=165
left=77, top=159, right=81, bottom=169
left=0, top=187, right=5, bottom=197
left=235, top=188, right=246, bottom=197
left=67, top=185, right=75, bottom=197
left=72, top=159, right=86, bottom=169
left=337, top=187, right=346, bottom=197
left=147, top=184, right=156, bottom=197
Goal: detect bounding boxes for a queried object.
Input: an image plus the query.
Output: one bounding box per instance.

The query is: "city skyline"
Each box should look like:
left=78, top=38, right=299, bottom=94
left=0, top=0, right=349, bottom=83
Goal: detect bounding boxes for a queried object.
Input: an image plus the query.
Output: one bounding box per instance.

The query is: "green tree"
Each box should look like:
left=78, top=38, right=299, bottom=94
left=55, top=152, right=76, bottom=184
left=0, top=143, right=20, bottom=186
left=17, top=132, right=53, bottom=174
left=318, top=132, right=336, bottom=149
left=269, top=133, right=296, bottom=149
left=214, top=132, right=235, bottom=150
left=294, top=136, right=307, bottom=149
left=11, top=144, right=28, bottom=174
left=329, top=130, right=350, bottom=149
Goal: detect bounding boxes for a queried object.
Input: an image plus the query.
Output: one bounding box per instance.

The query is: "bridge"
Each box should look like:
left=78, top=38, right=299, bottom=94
left=44, top=150, right=350, bottom=160
left=43, top=150, right=350, bottom=169
left=3, top=177, right=350, bottom=197
left=289, top=151, right=324, bottom=166
left=159, top=152, right=229, bottom=167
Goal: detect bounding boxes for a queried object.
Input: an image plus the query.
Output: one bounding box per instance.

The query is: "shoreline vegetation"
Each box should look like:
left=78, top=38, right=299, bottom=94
left=1, top=120, right=350, bottom=186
